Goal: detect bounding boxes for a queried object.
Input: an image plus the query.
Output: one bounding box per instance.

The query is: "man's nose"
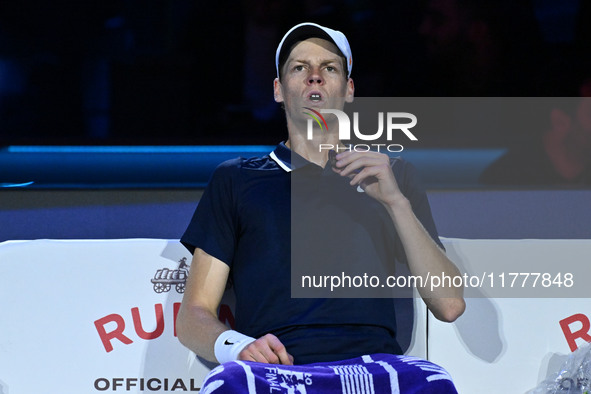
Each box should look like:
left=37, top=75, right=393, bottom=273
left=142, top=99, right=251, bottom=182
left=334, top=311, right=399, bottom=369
left=307, top=69, right=324, bottom=85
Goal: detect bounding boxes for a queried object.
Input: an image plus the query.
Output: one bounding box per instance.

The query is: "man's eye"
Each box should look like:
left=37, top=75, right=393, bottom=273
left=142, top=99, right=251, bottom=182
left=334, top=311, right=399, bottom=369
left=326, top=66, right=336, bottom=72
left=294, top=65, right=304, bottom=71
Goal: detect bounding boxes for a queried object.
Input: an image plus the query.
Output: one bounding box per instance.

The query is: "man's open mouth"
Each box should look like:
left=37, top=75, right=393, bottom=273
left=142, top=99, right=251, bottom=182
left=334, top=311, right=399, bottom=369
left=309, top=93, right=322, bottom=102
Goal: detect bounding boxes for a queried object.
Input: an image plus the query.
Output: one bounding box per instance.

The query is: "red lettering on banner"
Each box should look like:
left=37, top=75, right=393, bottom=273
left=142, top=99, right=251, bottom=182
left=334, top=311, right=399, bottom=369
left=94, top=314, right=134, bottom=353
left=174, top=302, right=181, bottom=337
left=218, top=304, right=236, bottom=329
left=132, top=304, right=165, bottom=340
left=560, top=313, right=591, bottom=352
left=95, top=303, right=236, bottom=352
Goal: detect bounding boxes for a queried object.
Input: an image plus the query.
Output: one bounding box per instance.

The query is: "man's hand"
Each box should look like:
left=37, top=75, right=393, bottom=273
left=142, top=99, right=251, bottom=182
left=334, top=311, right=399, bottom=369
left=238, top=333, right=294, bottom=365
left=332, top=150, right=404, bottom=206
left=332, top=150, right=466, bottom=322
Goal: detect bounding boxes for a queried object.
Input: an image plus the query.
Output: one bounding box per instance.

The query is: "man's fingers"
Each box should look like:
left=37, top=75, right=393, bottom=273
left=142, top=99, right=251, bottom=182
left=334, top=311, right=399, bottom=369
left=335, top=152, right=388, bottom=177
left=264, top=334, right=294, bottom=365
left=238, top=334, right=294, bottom=365
left=239, top=343, right=273, bottom=363
left=348, top=163, right=388, bottom=187
left=267, top=335, right=293, bottom=365
left=239, top=340, right=277, bottom=363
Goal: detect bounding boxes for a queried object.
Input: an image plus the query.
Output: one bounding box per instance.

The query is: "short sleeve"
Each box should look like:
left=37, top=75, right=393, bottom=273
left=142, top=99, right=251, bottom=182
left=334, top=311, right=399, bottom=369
left=180, top=159, right=242, bottom=266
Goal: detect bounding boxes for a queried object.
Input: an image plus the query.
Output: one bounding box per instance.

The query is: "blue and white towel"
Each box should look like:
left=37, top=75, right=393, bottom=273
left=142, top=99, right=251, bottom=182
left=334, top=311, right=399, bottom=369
left=201, top=353, right=458, bottom=393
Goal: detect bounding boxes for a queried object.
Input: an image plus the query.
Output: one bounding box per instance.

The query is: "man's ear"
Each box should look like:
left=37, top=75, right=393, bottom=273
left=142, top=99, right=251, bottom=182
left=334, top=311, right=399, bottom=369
left=550, top=108, right=572, bottom=136
left=345, top=78, right=355, bottom=103
left=273, top=78, right=284, bottom=103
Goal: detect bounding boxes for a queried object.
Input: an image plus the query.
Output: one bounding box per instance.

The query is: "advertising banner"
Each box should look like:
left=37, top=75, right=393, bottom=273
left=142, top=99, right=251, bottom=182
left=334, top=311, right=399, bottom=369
left=2, top=238, right=589, bottom=393
left=0, top=239, right=225, bottom=394
left=430, top=238, right=591, bottom=393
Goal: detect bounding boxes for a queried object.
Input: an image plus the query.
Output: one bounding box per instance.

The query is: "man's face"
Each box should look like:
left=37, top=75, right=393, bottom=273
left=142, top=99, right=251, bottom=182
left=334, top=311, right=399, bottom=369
left=274, top=37, right=354, bottom=128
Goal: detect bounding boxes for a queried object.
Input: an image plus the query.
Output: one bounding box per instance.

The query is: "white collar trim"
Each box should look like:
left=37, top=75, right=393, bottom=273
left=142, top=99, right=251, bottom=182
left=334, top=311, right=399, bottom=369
left=270, top=150, right=292, bottom=172
left=271, top=150, right=364, bottom=191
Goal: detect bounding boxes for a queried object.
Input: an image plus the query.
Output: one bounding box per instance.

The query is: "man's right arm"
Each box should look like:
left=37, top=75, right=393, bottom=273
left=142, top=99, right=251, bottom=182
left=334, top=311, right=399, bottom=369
left=176, top=248, right=294, bottom=365
left=176, top=248, right=232, bottom=363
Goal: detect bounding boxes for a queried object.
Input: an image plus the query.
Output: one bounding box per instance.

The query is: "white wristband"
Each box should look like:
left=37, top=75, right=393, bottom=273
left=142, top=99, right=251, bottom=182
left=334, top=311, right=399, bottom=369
left=214, top=330, right=256, bottom=364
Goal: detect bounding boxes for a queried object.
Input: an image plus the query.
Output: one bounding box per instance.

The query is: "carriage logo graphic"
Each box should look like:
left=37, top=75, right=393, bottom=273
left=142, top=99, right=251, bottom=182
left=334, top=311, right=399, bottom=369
left=151, top=257, right=189, bottom=294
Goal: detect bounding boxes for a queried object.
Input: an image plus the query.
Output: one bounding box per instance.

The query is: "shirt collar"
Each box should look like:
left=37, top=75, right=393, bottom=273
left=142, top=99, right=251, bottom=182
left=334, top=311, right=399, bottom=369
left=270, top=142, right=365, bottom=192
left=270, top=142, right=313, bottom=172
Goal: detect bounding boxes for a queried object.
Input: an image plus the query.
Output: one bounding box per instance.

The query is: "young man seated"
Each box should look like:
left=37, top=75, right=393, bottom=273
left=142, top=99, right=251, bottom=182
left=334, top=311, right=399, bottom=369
left=177, top=22, right=465, bottom=393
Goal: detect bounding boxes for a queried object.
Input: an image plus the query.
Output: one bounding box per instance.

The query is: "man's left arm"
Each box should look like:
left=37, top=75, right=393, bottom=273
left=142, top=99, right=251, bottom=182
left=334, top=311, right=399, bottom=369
left=333, top=150, right=465, bottom=322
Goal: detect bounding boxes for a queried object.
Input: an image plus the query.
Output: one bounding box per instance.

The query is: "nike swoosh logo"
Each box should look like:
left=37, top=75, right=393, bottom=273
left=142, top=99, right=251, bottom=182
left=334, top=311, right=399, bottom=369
left=224, top=340, right=234, bottom=345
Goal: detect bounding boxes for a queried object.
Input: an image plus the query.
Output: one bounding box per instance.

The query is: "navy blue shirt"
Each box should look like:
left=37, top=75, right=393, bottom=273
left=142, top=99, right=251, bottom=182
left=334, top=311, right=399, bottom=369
left=181, top=142, right=442, bottom=364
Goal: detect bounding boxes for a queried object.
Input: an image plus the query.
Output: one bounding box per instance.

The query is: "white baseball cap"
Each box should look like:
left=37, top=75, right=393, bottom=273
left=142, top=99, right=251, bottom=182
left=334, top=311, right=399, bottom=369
left=275, top=22, right=353, bottom=79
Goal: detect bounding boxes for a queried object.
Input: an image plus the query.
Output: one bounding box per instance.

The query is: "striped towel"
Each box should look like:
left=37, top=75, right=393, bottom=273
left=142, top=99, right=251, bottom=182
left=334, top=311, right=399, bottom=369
left=201, top=353, right=457, bottom=393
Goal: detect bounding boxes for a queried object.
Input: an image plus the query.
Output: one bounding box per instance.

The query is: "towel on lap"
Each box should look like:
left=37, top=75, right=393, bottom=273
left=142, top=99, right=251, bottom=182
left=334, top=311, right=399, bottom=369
left=201, top=353, right=457, bottom=393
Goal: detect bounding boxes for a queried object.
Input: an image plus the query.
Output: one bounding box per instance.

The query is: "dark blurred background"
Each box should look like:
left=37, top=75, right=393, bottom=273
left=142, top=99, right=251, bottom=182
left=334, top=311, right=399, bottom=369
left=0, top=0, right=589, bottom=147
